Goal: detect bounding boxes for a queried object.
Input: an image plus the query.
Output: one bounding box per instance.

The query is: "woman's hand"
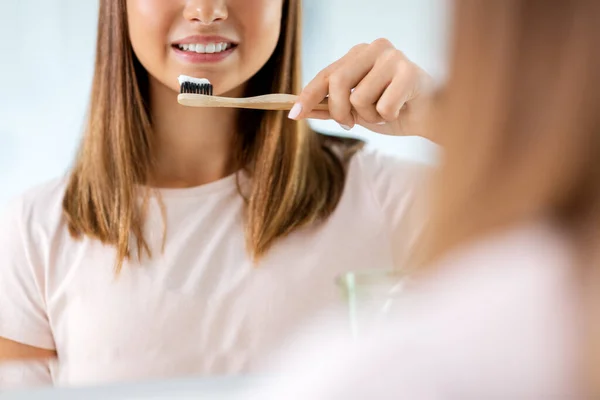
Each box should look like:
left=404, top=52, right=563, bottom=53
left=288, top=39, right=435, bottom=141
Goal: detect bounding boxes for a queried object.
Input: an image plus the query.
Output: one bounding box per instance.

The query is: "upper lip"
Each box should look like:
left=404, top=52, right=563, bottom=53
left=173, top=35, right=237, bottom=45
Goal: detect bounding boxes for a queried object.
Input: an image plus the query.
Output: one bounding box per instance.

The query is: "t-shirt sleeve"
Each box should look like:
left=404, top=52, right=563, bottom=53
left=0, top=360, right=54, bottom=390
left=357, top=148, right=432, bottom=270
left=0, top=196, right=55, bottom=351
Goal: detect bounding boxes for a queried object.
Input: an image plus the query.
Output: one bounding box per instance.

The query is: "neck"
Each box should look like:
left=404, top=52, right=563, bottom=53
left=148, top=77, right=245, bottom=188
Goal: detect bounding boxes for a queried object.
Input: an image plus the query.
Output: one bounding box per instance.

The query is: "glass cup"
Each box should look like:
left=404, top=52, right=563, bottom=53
left=335, top=269, right=411, bottom=339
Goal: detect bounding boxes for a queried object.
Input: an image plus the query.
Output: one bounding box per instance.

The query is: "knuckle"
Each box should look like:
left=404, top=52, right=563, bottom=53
left=381, top=48, right=402, bottom=64
left=329, top=72, right=352, bottom=89
left=396, top=62, right=418, bottom=83
left=349, top=91, right=370, bottom=107
left=371, top=37, right=394, bottom=49
left=349, top=43, right=369, bottom=53
left=316, top=68, right=332, bottom=82
left=376, top=102, right=398, bottom=121
left=397, top=59, right=414, bottom=74
left=300, top=86, right=318, bottom=100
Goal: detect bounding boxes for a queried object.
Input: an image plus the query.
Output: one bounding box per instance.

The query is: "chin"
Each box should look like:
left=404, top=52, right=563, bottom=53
left=200, top=77, right=249, bottom=97
left=218, top=81, right=249, bottom=97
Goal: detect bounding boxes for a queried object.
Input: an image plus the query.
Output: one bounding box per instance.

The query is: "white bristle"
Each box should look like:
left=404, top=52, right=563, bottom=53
left=178, top=75, right=211, bottom=86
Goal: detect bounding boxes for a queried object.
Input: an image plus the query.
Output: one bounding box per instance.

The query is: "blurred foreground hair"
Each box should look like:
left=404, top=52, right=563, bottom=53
left=420, top=0, right=600, bottom=395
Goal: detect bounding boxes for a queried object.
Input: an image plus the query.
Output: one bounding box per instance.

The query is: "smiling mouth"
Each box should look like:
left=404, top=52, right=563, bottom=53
left=173, top=42, right=237, bottom=54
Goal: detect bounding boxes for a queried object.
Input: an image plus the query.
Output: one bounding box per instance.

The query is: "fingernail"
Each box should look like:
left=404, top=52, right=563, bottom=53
left=340, top=124, right=352, bottom=131
left=376, top=122, right=386, bottom=126
left=288, top=103, right=302, bottom=120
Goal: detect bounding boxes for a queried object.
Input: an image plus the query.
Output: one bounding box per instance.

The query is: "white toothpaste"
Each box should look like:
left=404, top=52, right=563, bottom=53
left=178, top=75, right=211, bottom=86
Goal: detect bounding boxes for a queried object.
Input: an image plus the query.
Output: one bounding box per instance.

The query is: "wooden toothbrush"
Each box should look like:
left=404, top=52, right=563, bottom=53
left=176, top=75, right=329, bottom=111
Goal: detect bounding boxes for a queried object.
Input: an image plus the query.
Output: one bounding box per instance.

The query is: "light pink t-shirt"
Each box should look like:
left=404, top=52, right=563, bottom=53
left=0, top=148, right=428, bottom=388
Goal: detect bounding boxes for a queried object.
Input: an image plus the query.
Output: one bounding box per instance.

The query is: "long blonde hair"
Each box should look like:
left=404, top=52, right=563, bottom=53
left=421, top=0, right=600, bottom=394
left=63, top=0, right=362, bottom=272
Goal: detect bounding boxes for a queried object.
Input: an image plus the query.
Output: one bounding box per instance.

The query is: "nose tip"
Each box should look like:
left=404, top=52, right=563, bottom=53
left=183, top=1, right=228, bottom=25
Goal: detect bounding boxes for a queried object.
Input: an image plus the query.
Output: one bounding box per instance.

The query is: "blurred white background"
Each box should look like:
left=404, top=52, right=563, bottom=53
left=0, top=0, right=449, bottom=208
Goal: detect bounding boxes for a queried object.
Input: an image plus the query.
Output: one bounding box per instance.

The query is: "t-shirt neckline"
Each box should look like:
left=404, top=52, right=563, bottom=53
left=143, top=172, right=243, bottom=198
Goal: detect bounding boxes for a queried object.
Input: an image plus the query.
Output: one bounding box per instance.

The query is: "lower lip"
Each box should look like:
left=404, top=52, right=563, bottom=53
left=172, top=46, right=236, bottom=63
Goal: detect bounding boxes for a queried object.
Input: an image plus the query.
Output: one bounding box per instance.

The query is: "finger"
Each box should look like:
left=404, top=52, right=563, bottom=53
left=289, top=44, right=368, bottom=121
left=304, top=110, right=331, bottom=120
left=375, top=66, right=417, bottom=122
left=291, top=39, right=395, bottom=121
left=349, top=54, right=397, bottom=124
left=327, top=43, right=395, bottom=127
left=327, top=76, right=356, bottom=128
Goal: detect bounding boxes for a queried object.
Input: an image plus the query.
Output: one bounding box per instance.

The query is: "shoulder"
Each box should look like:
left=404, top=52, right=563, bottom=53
left=0, top=178, right=68, bottom=235
left=351, top=145, right=432, bottom=179
left=322, top=135, right=434, bottom=194
left=347, top=147, right=433, bottom=241
left=348, top=146, right=433, bottom=202
left=0, top=179, right=68, bottom=352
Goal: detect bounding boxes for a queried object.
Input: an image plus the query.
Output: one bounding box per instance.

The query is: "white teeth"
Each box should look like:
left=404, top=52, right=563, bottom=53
left=177, top=42, right=231, bottom=54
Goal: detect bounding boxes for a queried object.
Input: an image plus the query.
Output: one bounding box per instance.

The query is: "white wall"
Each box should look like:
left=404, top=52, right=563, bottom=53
left=0, top=0, right=98, bottom=207
left=0, top=0, right=448, bottom=208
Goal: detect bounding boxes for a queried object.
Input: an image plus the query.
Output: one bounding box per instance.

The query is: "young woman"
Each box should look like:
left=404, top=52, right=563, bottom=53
left=242, top=0, right=600, bottom=398
left=0, top=0, right=433, bottom=388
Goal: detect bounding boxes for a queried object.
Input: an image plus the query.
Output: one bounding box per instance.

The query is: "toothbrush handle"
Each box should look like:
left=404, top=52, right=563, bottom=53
left=177, top=93, right=329, bottom=111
